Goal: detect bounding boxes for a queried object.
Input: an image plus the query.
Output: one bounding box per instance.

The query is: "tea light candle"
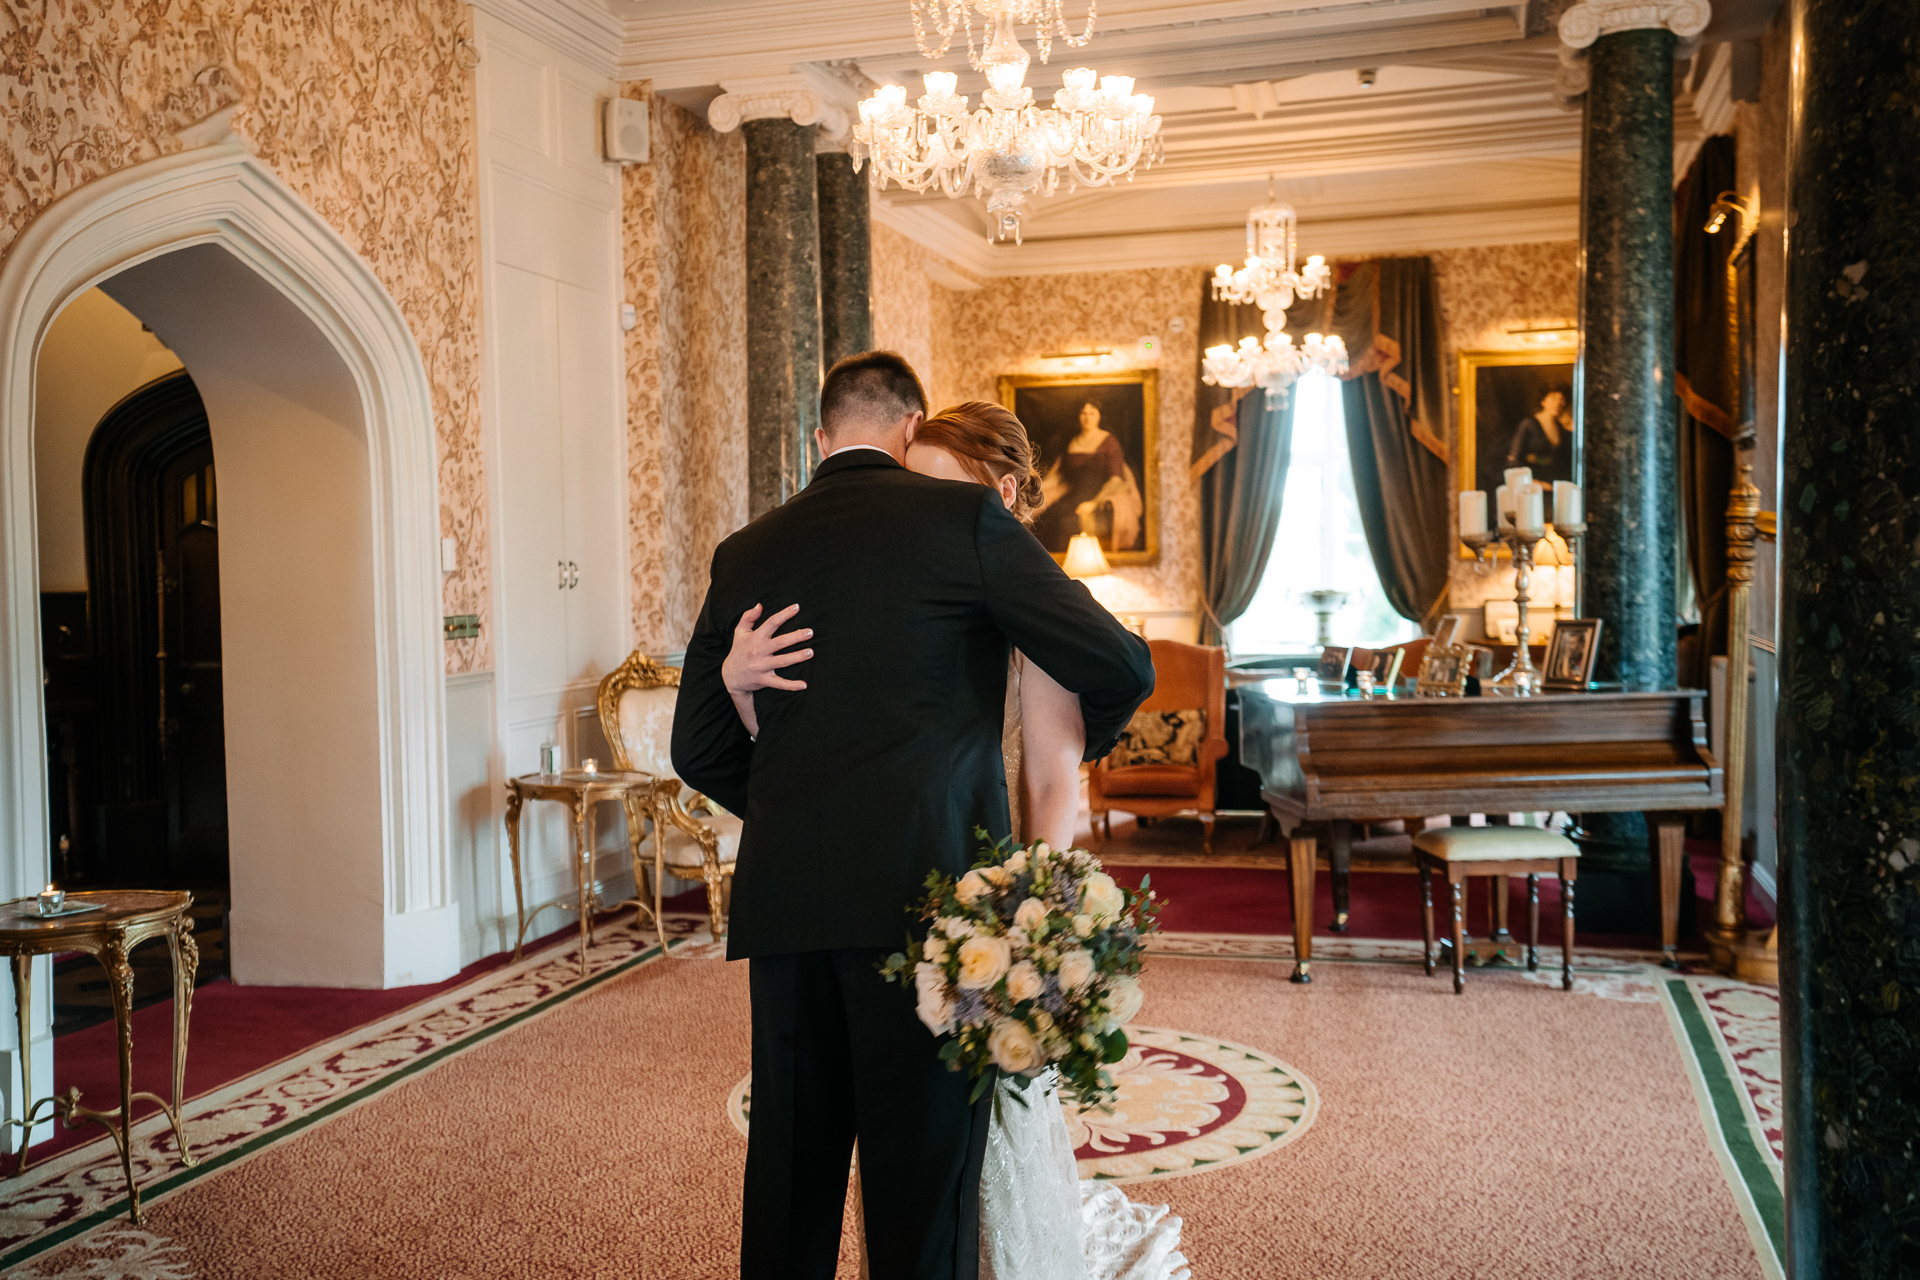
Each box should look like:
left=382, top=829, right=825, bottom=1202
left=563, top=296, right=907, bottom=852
left=1553, top=480, right=1583, bottom=526
left=37, top=884, right=62, bottom=915
left=1458, top=490, right=1488, bottom=537
left=581, top=758, right=598, bottom=775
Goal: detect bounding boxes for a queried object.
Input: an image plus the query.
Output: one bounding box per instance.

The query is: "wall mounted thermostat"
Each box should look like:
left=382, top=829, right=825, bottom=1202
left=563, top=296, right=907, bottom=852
left=604, top=98, right=650, bottom=164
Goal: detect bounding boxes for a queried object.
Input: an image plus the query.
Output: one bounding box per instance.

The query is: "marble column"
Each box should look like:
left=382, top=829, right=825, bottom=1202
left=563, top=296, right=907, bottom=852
left=815, top=141, right=874, bottom=369
left=1561, top=0, right=1708, bottom=689
left=710, top=80, right=843, bottom=516
left=1779, top=2, right=1920, bottom=1274
left=1558, top=0, right=1708, bottom=881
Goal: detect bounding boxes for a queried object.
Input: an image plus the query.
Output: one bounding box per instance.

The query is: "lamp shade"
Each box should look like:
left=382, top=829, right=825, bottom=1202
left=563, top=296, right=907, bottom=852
left=1062, top=533, right=1111, bottom=579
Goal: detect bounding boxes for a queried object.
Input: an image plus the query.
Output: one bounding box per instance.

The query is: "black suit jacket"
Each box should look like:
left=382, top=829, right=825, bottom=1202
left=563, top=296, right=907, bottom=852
left=672, top=449, right=1155, bottom=960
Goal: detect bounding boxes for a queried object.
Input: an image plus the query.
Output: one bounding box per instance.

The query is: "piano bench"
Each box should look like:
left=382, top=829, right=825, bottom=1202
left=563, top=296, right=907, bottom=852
left=1412, top=828, right=1580, bottom=995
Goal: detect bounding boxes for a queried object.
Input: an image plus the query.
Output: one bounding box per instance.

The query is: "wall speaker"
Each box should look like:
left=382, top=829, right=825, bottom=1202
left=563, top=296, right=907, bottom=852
left=604, top=98, right=650, bottom=165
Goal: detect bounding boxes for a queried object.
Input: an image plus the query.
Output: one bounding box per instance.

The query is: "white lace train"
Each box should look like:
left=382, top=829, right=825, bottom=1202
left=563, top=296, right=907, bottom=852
left=978, top=1071, right=1190, bottom=1280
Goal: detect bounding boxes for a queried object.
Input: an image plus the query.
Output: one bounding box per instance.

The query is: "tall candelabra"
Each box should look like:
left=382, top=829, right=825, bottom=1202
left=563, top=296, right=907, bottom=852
left=1462, top=515, right=1584, bottom=695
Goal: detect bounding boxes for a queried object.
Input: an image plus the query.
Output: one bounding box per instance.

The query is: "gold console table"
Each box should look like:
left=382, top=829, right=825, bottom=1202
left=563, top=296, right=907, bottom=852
left=0, top=890, right=198, bottom=1223
left=504, top=770, right=655, bottom=977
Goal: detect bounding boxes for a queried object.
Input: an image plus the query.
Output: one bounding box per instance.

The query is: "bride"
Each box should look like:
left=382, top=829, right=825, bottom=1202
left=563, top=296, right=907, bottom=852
left=722, top=400, right=1189, bottom=1280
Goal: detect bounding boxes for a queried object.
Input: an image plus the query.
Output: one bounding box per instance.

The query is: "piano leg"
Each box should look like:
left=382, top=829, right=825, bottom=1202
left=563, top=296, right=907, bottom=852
left=1449, top=878, right=1467, bottom=994
left=1653, top=816, right=1685, bottom=970
left=1526, top=874, right=1540, bottom=971
left=1287, top=833, right=1316, bottom=984
left=1329, top=820, right=1352, bottom=932
left=1419, top=867, right=1435, bottom=975
left=1561, top=860, right=1577, bottom=991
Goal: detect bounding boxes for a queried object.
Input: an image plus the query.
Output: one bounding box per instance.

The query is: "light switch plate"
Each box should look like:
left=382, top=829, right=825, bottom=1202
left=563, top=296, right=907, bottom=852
left=440, top=536, right=457, bottom=572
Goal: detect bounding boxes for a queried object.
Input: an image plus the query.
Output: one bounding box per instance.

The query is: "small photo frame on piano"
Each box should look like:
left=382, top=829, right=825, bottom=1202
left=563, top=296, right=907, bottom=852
left=1365, top=646, right=1404, bottom=689
left=1415, top=644, right=1472, bottom=698
left=1430, top=614, right=1462, bottom=650
left=1316, top=645, right=1352, bottom=687
left=1542, top=617, right=1603, bottom=691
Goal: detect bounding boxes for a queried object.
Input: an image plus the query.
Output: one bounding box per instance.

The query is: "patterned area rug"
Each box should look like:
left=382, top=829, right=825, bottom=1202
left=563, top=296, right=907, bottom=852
left=726, top=1025, right=1318, bottom=1184
left=0, top=922, right=1782, bottom=1280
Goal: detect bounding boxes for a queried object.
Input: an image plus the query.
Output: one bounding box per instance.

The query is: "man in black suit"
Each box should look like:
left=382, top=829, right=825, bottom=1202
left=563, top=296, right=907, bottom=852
left=672, top=351, right=1153, bottom=1279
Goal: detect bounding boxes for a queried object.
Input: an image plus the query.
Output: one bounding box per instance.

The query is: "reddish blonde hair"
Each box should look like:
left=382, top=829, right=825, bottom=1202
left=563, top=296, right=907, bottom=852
left=914, top=401, right=1044, bottom=524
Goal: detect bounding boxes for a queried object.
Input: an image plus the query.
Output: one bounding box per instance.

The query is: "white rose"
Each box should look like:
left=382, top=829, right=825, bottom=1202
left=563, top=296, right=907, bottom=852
left=922, top=936, right=948, bottom=964
left=955, top=870, right=991, bottom=905
left=984, top=865, right=1014, bottom=888
left=914, top=962, right=954, bottom=1035
left=1072, top=913, right=1095, bottom=938
left=1013, top=897, right=1048, bottom=934
left=1005, top=961, right=1043, bottom=1004
left=1105, top=974, right=1145, bottom=1025
left=1057, top=948, right=1096, bottom=992
left=1032, top=842, right=1053, bottom=858
left=956, top=934, right=1012, bottom=990
left=1080, top=872, right=1125, bottom=923
left=987, top=1019, right=1044, bottom=1076
left=1005, top=848, right=1029, bottom=874
left=941, top=916, right=974, bottom=939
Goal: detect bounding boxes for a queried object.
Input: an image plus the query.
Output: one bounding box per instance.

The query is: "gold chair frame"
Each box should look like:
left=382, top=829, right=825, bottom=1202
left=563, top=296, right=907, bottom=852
left=596, top=652, right=734, bottom=954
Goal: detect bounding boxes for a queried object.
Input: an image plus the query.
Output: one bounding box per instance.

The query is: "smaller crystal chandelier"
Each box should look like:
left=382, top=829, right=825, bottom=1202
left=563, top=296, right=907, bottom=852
left=1201, top=331, right=1349, bottom=404
left=1212, top=180, right=1332, bottom=331
left=908, top=0, right=1095, bottom=67
left=851, top=3, right=1161, bottom=242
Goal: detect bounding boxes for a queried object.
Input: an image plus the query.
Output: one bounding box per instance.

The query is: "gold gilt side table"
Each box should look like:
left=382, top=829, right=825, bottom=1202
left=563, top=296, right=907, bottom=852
left=504, top=770, right=655, bottom=977
left=0, top=890, right=198, bottom=1223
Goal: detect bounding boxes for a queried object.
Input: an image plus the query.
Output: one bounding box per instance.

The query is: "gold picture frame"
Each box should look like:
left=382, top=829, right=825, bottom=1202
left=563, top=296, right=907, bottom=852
left=999, top=370, right=1160, bottom=567
left=1456, top=347, right=1578, bottom=558
left=1415, top=643, right=1473, bottom=698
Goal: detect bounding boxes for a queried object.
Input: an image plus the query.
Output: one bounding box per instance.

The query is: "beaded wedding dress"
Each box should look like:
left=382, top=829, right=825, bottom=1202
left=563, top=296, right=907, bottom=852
left=978, top=657, right=1190, bottom=1280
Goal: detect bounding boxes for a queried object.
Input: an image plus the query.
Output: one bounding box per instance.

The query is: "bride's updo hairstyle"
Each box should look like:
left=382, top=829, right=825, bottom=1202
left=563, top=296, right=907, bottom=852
left=915, top=401, right=1045, bottom=525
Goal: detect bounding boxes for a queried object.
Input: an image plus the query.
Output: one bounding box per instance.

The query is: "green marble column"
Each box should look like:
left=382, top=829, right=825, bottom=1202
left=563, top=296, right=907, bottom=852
left=1577, top=27, right=1678, bottom=692
left=1779, top=2, right=1920, bottom=1274
left=743, top=118, right=822, bottom=516
left=816, top=148, right=873, bottom=369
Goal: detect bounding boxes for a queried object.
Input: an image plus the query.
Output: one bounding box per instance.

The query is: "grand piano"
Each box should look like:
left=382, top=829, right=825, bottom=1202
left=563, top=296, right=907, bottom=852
left=1235, top=680, right=1723, bottom=981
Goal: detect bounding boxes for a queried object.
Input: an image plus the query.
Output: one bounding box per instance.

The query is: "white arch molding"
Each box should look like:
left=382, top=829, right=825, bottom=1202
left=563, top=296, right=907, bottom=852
left=0, top=143, right=456, bottom=1029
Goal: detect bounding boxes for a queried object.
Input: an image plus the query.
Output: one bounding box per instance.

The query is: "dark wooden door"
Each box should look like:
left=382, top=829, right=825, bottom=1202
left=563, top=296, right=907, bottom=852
left=158, top=447, right=227, bottom=880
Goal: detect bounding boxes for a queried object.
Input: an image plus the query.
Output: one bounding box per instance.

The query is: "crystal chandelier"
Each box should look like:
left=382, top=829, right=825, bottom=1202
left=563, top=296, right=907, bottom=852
left=908, top=0, right=1095, bottom=67
left=851, top=4, right=1161, bottom=243
left=1201, top=331, right=1349, bottom=404
left=1211, top=182, right=1332, bottom=331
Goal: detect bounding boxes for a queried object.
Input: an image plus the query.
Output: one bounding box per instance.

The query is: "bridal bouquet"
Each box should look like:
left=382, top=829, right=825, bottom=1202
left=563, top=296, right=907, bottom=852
left=880, top=831, right=1162, bottom=1110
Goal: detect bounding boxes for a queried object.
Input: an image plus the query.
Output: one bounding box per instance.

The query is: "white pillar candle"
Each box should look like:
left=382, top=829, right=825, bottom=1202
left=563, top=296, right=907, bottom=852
left=1458, top=490, right=1488, bottom=537
left=1504, top=467, right=1533, bottom=495
left=1553, top=480, right=1583, bottom=526
left=1495, top=484, right=1512, bottom=524
left=1518, top=483, right=1546, bottom=531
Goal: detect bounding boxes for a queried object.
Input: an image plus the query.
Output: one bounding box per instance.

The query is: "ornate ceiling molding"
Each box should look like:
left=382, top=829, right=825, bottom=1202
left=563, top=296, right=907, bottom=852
left=708, top=75, right=850, bottom=134
left=1557, top=1, right=1712, bottom=49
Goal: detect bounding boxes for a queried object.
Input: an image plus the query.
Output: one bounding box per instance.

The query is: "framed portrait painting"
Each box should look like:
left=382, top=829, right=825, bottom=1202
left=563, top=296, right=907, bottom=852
left=1456, top=348, right=1578, bottom=554
left=998, top=371, right=1158, bottom=566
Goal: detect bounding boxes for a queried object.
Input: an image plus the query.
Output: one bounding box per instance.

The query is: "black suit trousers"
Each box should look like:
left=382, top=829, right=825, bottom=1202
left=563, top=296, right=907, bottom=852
left=743, top=950, right=991, bottom=1280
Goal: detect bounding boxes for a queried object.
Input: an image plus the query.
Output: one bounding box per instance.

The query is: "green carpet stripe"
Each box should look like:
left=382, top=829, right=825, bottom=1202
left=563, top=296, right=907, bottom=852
left=0, top=938, right=674, bottom=1271
left=1665, top=977, right=1785, bottom=1267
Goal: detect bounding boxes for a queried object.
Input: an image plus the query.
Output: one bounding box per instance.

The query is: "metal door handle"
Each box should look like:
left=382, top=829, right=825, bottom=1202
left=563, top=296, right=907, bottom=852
left=568, top=561, right=579, bottom=589
left=558, top=559, right=567, bottom=590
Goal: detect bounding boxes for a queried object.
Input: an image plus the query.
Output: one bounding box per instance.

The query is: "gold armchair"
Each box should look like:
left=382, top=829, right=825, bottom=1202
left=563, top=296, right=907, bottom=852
left=596, top=652, right=741, bottom=951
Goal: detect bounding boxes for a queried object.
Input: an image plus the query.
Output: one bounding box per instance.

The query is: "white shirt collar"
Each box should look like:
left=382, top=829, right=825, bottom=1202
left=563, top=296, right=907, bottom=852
left=825, top=443, right=897, bottom=460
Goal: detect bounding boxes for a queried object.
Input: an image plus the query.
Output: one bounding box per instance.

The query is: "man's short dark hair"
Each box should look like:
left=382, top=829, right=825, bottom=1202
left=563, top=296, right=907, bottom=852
left=820, top=351, right=928, bottom=437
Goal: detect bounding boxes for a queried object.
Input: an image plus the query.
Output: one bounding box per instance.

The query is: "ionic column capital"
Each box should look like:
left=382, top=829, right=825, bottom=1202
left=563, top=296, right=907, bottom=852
left=709, top=76, right=849, bottom=136
left=1558, top=1, right=1712, bottom=49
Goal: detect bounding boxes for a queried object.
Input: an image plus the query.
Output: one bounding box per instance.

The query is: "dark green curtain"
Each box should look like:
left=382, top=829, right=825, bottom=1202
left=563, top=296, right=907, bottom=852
left=1675, top=135, right=1740, bottom=689
left=1193, top=279, right=1294, bottom=645
left=1336, top=258, right=1452, bottom=625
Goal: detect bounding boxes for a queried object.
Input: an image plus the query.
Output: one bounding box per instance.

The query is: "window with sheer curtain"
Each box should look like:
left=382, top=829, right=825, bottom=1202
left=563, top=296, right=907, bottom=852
left=1226, top=372, right=1420, bottom=655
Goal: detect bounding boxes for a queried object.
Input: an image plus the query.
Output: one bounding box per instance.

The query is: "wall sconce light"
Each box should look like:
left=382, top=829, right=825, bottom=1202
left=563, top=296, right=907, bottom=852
left=1705, top=190, right=1752, bottom=235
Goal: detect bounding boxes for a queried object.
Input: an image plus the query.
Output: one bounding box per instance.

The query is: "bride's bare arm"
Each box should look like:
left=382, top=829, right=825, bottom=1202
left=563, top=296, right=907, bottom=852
left=722, top=603, right=811, bottom=737
left=1017, top=654, right=1087, bottom=849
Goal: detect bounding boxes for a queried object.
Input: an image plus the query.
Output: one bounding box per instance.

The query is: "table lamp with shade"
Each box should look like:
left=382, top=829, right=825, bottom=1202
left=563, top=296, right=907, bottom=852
left=1062, top=534, right=1147, bottom=637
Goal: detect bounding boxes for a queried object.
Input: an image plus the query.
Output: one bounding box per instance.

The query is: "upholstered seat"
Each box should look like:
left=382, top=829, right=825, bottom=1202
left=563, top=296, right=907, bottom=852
left=1090, top=640, right=1229, bottom=854
left=1412, top=825, right=1579, bottom=994
left=1412, top=827, right=1580, bottom=862
left=597, top=651, right=738, bottom=951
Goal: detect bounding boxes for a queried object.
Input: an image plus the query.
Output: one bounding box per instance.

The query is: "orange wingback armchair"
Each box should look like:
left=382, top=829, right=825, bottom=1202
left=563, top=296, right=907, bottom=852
left=1089, top=640, right=1229, bottom=853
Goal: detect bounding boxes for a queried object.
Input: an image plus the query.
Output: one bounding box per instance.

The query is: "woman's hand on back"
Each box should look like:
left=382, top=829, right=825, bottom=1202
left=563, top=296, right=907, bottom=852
left=722, top=603, right=811, bottom=739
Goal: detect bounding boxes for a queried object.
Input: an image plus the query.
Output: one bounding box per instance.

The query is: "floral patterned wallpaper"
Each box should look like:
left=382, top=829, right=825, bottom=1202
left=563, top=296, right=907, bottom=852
left=622, top=90, right=747, bottom=653
left=0, top=0, right=489, bottom=672
left=936, top=267, right=1204, bottom=621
